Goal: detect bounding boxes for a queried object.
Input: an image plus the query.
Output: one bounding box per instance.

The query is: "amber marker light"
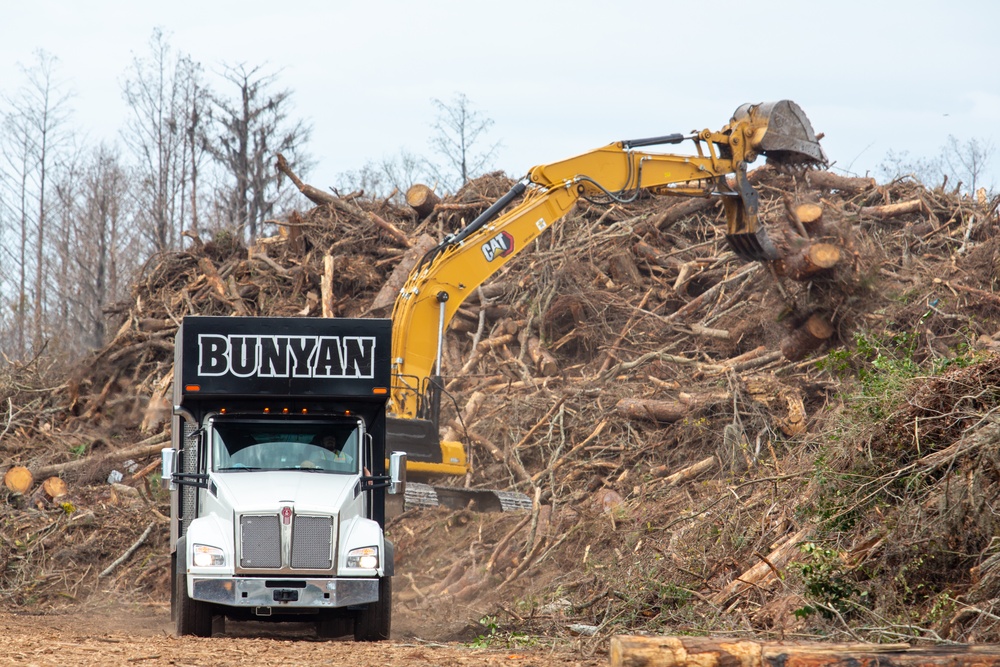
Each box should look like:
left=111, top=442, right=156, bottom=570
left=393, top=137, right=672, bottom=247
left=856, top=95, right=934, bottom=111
left=185, top=385, right=201, bottom=392
left=282, top=408, right=290, bottom=414
left=372, top=387, right=388, bottom=395
left=301, top=408, right=308, bottom=414
left=263, top=407, right=270, bottom=413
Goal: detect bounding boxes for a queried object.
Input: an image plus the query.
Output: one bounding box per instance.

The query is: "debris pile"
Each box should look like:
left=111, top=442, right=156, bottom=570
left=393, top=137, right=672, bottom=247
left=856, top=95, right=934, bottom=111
left=2, top=158, right=1000, bottom=644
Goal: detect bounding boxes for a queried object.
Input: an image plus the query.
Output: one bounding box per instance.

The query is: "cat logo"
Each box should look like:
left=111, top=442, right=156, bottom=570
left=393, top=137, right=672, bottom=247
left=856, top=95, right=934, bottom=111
left=481, top=231, right=514, bottom=262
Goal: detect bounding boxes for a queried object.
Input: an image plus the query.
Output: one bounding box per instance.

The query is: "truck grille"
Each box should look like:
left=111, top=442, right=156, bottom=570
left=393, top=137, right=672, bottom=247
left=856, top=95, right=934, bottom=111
left=239, top=513, right=334, bottom=570
left=240, top=515, right=281, bottom=568
left=291, top=516, right=334, bottom=569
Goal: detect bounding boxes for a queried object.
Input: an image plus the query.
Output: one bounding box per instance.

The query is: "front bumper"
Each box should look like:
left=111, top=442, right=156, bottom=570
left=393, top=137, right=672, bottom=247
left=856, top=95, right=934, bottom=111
left=192, top=576, right=378, bottom=609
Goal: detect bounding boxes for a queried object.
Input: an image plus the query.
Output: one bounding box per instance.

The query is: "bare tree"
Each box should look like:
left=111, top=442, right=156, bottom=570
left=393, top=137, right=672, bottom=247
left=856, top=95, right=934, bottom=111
left=942, top=135, right=995, bottom=196
left=428, top=93, right=501, bottom=190
left=121, top=29, right=207, bottom=252
left=336, top=149, right=430, bottom=203
left=206, top=63, right=311, bottom=243
left=879, top=136, right=996, bottom=195
left=0, top=109, right=36, bottom=358
left=52, top=145, right=137, bottom=352
left=0, top=50, right=74, bottom=357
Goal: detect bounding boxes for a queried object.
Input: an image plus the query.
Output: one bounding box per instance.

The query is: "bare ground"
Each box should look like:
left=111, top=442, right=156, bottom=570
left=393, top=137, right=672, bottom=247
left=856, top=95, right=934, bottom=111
left=0, top=602, right=603, bottom=666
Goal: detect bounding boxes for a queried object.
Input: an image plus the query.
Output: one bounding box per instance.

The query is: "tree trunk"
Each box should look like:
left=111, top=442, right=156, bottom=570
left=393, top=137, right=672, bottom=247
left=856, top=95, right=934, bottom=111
left=773, top=242, right=840, bottom=280
left=406, top=184, right=440, bottom=219
left=610, top=635, right=1000, bottom=667
left=369, top=233, right=438, bottom=314
left=780, top=313, right=835, bottom=361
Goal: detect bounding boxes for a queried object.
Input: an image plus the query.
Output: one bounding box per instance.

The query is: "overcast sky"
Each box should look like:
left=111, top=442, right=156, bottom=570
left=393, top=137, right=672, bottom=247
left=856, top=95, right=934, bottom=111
left=3, top=0, right=998, bottom=194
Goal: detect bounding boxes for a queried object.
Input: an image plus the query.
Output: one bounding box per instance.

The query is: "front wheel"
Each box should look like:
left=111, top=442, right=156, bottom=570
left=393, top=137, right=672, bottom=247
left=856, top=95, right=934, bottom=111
left=354, top=577, right=391, bottom=641
left=316, top=612, right=353, bottom=639
left=174, top=552, right=213, bottom=637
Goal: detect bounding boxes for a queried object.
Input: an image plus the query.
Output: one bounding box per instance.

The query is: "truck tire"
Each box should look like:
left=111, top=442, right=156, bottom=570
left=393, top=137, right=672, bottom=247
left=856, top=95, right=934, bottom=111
left=174, top=551, right=213, bottom=637
left=354, top=577, right=391, bottom=641
left=316, top=612, right=352, bottom=639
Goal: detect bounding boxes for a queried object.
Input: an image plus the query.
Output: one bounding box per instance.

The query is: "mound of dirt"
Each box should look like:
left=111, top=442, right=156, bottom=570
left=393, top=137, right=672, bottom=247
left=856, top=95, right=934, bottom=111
left=2, top=161, right=1000, bottom=648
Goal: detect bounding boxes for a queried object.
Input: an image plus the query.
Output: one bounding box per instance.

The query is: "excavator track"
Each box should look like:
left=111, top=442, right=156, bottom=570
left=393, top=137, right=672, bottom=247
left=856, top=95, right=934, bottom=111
left=404, top=482, right=533, bottom=512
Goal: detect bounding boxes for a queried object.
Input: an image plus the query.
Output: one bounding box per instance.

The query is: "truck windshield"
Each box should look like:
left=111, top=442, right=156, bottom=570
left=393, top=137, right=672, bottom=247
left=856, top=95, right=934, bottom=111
left=211, top=419, right=360, bottom=474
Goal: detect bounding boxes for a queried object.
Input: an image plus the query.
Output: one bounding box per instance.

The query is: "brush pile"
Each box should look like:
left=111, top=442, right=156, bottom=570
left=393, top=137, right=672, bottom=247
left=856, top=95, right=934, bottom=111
left=2, top=156, right=1000, bottom=644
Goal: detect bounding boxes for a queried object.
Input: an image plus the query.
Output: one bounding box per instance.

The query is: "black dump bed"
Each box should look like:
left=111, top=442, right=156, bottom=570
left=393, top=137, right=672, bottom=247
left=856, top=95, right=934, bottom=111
left=174, top=316, right=392, bottom=409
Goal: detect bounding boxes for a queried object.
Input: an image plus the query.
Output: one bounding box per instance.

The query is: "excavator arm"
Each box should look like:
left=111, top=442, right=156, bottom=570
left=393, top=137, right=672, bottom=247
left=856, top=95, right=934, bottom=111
left=388, top=100, right=824, bottom=483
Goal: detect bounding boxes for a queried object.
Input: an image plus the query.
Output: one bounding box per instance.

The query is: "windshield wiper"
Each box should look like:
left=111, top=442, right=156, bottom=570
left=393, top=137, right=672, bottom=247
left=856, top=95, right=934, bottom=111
left=216, top=466, right=261, bottom=472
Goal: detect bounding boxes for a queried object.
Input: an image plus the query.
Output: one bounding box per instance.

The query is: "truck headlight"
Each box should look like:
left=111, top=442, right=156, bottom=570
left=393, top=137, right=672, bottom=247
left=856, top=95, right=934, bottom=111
left=192, top=544, right=226, bottom=567
left=346, top=546, right=378, bottom=569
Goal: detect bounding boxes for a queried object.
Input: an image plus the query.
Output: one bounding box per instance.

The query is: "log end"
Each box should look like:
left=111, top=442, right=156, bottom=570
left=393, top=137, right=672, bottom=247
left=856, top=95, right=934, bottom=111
left=3, top=466, right=33, bottom=495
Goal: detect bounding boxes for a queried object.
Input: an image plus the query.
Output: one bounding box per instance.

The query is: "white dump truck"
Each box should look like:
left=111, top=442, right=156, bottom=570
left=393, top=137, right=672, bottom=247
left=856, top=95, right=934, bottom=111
left=162, top=316, right=405, bottom=640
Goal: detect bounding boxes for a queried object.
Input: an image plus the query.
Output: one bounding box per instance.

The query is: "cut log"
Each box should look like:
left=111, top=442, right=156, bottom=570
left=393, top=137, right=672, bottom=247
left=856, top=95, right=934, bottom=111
left=42, top=476, right=68, bottom=499
left=651, top=456, right=716, bottom=485
left=405, top=184, right=440, bottom=219
left=31, top=433, right=170, bottom=479
left=369, top=233, right=437, bottom=313
left=780, top=313, right=835, bottom=361
left=806, top=170, right=877, bottom=194
left=610, top=635, right=1000, bottom=667
left=654, top=198, right=715, bottom=232
left=526, top=337, right=560, bottom=377
left=859, top=199, right=926, bottom=220
left=632, top=241, right=684, bottom=270
left=3, top=466, right=33, bottom=495
left=796, top=202, right=824, bottom=236
left=615, top=398, right=688, bottom=424
left=321, top=255, right=335, bottom=318
left=710, top=526, right=811, bottom=605
left=773, top=242, right=840, bottom=281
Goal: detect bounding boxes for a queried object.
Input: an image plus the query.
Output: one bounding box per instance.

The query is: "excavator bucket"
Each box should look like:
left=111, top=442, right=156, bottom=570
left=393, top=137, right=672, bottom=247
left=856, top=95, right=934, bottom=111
left=724, top=100, right=826, bottom=261
left=732, top=100, right=827, bottom=166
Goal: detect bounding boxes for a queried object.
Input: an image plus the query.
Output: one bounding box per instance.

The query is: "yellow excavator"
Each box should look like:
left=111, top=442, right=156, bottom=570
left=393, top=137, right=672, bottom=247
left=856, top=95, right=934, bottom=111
left=388, top=100, right=826, bottom=510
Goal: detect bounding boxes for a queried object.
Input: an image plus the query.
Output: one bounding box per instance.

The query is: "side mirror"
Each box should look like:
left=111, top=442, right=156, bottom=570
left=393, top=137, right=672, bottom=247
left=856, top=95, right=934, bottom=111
left=161, top=448, right=176, bottom=490
left=387, top=451, right=406, bottom=496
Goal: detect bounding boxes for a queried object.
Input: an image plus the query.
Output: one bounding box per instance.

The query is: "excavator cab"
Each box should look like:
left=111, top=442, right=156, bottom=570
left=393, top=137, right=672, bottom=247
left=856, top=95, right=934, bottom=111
left=722, top=100, right=826, bottom=261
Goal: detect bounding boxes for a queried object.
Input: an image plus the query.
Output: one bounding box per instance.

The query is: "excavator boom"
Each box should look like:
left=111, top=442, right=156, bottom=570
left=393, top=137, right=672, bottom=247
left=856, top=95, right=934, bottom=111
left=388, top=100, right=825, bottom=501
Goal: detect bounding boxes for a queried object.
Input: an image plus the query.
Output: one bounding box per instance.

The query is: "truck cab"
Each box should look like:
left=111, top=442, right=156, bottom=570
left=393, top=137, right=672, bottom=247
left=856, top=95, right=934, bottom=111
left=163, top=316, right=404, bottom=640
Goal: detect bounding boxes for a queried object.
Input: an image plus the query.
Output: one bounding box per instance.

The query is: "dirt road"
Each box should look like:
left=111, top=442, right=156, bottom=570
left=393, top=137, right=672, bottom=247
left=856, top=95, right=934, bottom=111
left=0, top=603, right=604, bottom=667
